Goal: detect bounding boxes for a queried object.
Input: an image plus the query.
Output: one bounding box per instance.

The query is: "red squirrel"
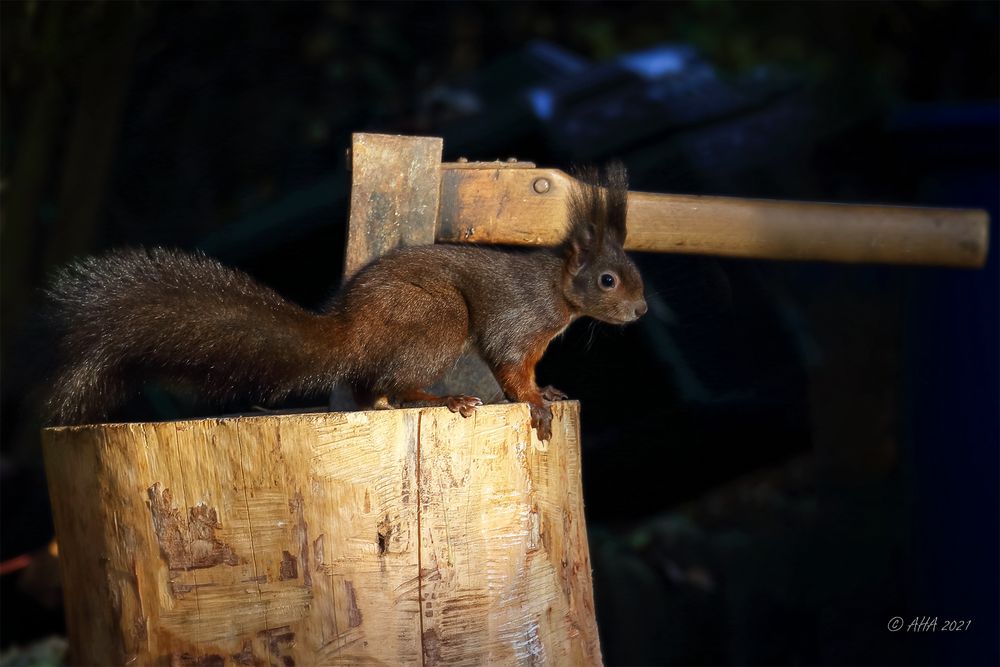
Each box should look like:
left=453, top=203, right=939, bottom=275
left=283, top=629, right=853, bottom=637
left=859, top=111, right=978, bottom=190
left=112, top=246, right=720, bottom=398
left=43, top=163, right=646, bottom=439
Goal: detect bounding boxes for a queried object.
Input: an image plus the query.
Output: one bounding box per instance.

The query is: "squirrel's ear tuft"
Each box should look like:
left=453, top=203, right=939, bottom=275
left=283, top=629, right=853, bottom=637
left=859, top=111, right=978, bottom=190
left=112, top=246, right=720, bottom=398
left=565, top=162, right=629, bottom=260
left=603, top=160, right=629, bottom=244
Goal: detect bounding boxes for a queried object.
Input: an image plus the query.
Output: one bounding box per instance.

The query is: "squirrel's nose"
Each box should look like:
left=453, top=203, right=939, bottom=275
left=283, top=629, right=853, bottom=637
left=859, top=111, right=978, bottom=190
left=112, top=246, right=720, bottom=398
left=633, top=300, right=648, bottom=319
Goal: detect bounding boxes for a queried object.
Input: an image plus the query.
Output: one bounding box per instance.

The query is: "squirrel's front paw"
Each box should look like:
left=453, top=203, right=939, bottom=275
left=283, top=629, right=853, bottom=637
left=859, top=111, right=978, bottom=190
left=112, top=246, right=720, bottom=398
left=539, top=385, right=568, bottom=403
left=529, top=403, right=553, bottom=441
left=445, top=395, right=483, bottom=418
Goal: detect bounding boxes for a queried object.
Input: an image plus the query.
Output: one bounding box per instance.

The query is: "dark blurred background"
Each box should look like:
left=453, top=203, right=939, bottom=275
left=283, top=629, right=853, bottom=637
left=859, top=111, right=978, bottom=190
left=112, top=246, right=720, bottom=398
left=1, top=2, right=998, bottom=665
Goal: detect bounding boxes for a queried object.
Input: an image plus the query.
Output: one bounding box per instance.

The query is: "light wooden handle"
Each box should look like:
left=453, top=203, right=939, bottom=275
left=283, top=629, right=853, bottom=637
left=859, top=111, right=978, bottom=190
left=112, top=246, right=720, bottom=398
left=626, top=191, right=989, bottom=267
left=436, top=166, right=990, bottom=267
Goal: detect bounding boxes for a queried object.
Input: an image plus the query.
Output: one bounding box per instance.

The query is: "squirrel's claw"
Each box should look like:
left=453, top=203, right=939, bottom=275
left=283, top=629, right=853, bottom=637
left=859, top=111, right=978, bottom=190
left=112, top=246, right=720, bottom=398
left=445, top=395, right=483, bottom=418
left=529, top=403, right=554, bottom=441
left=539, top=385, right=568, bottom=403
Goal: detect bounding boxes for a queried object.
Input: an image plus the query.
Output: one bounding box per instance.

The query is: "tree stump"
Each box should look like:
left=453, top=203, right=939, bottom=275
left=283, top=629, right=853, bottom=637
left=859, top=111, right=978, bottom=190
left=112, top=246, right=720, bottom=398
left=41, top=402, right=602, bottom=666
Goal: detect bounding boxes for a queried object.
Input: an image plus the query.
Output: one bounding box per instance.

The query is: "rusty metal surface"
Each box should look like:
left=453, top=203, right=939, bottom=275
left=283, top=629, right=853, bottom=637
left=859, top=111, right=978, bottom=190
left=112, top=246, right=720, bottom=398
left=344, top=133, right=443, bottom=279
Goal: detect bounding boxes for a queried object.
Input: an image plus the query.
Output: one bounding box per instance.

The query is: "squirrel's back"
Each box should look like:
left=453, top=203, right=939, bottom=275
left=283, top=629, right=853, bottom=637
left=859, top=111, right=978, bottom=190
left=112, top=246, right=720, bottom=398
left=44, top=248, right=337, bottom=424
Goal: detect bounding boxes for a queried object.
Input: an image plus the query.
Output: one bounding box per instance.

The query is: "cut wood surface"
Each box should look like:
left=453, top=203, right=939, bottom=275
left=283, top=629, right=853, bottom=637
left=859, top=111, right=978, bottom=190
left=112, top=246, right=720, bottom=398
left=42, top=402, right=601, bottom=666
left=436, top=165, right=989, bottom=267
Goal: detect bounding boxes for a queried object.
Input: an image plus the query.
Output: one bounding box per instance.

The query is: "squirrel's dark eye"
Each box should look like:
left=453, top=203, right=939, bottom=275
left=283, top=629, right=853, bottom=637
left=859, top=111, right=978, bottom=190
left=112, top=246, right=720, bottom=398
left=599, top=273, right=617, bottom=289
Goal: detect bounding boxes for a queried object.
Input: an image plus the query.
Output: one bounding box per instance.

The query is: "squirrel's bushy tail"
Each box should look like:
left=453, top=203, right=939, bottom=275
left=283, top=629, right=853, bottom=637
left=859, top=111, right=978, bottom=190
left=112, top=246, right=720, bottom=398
left=44, top=248, right=340, bottom=425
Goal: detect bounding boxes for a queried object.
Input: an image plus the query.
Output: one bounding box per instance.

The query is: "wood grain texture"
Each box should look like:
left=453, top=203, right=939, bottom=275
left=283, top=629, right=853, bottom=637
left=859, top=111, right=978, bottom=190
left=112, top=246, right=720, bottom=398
left=436, top=166, right=989, bottom=267
left=417, top=403, right=600, bottom=667
left=42, top=402, right=601, bottom=666
left=344, top=133, right=443, bottom=279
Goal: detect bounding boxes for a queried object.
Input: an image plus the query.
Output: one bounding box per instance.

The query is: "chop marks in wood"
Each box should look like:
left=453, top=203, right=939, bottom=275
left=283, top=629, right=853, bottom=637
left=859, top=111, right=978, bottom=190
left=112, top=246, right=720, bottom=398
left=289, top=493, right=311, bottom=587
left=344, top=580, right=363, bottom=628
left=148, top=483, right=242, bottom=572
left=258, top=626, right=296, bottom=666
left=243, top=412, right=423, bottom=665
left=278, top=551, right=298, bottom=581
left=377, top=514, right=394, bottom=557
left=170, top=652, right=226, bottom=666
left=42, top=404, right=599, bottom=665
left=416, top=403, right=601, bottom=665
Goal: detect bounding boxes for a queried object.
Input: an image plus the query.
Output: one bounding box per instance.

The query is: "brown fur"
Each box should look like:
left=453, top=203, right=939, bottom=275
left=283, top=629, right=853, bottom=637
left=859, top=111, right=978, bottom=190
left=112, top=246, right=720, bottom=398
left=43, top=163, right=646, bottom=439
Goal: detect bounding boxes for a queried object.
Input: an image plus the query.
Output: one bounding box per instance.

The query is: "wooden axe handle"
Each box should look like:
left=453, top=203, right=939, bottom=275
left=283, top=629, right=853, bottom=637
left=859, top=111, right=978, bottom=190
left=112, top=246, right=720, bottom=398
left=437, top=166, right=989, bottom=267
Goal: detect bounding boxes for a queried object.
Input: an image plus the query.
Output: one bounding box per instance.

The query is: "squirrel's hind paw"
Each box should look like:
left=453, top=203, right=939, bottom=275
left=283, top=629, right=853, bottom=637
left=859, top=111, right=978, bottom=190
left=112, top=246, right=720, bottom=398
left=445, top=395, right=483, bottom=418
left=539, top=385, right=568, bottom=403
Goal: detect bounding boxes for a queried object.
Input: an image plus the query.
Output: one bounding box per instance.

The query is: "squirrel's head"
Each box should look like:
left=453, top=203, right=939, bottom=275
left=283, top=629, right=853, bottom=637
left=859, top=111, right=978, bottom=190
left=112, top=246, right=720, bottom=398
left=561, top=162, right=647, bottom=324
